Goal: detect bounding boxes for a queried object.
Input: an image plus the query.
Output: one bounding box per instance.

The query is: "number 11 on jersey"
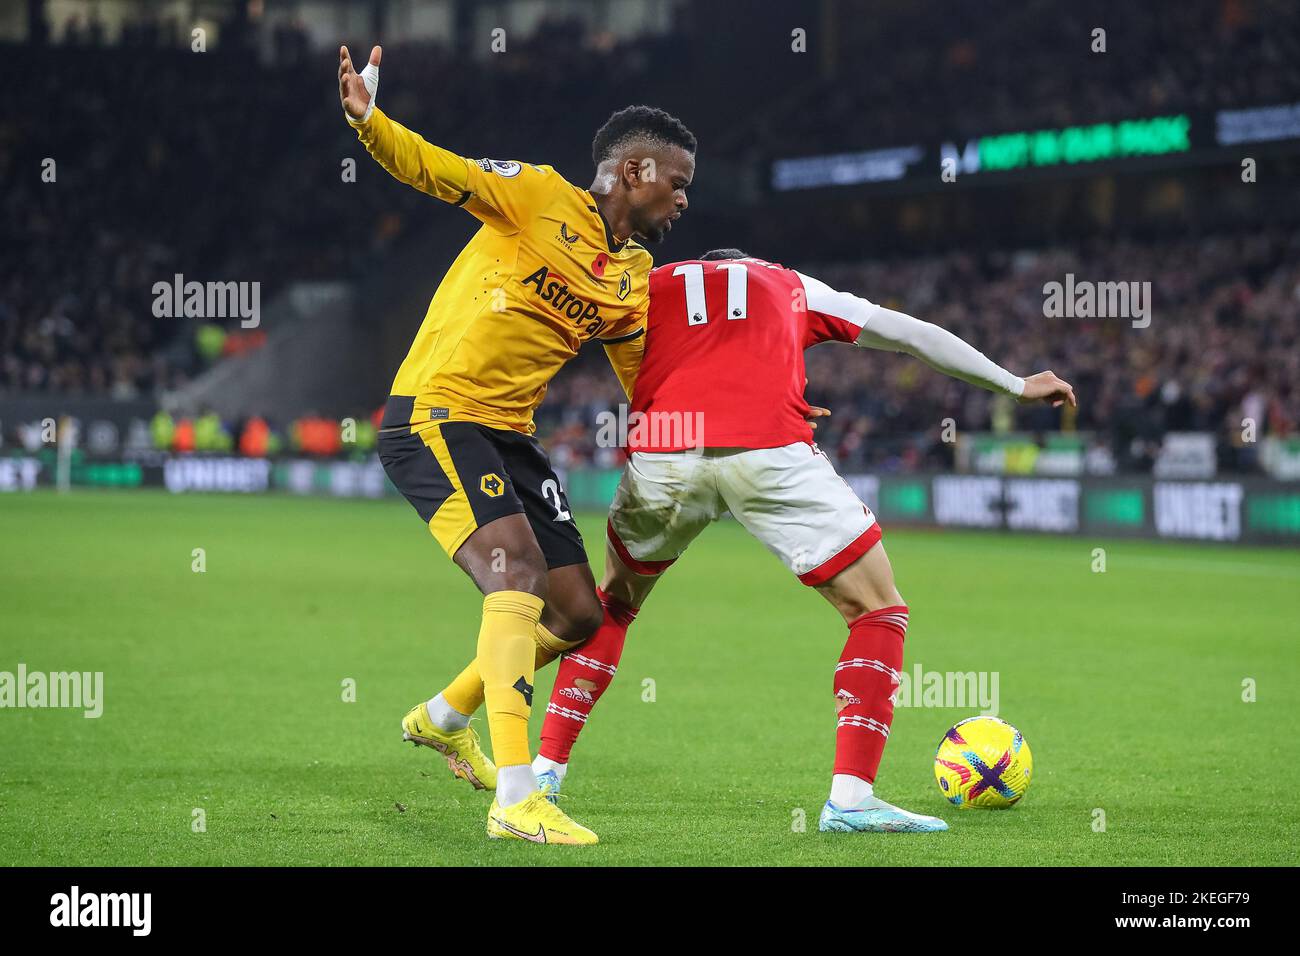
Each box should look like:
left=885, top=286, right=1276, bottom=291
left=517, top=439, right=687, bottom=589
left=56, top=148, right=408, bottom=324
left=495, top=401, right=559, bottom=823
left=672, top=262, right=749, bottom=326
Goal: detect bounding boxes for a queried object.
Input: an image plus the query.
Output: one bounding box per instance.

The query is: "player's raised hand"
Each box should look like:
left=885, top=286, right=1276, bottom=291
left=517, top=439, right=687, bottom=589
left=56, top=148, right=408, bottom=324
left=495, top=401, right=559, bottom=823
left=1018, top=370, right=1076, bottom=408
left=339, top=45, right=381, bottom=122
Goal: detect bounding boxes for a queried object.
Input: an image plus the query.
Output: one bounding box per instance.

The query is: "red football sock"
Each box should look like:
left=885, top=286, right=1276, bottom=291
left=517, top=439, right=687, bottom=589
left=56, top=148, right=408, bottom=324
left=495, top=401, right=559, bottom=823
left=538, top=588, right=637, bottom=763
left=833, top=605, right=908, bottom=784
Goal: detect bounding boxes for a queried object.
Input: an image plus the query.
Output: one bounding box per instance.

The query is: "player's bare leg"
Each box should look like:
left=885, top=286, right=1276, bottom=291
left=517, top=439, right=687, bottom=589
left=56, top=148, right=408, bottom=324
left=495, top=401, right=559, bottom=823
left=813, top=539, right=904, bottom=623
left=815, top=541, right=947, bottom=833
left=539, top=562, right=605, bottom=647
left=597, top=538, right=664, bottom=608
left=452, top=512, right=551, bottom=596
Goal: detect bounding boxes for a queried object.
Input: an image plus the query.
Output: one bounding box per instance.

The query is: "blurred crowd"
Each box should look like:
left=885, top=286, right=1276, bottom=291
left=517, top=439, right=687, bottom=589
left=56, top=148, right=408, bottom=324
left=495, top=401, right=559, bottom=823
left=733, top=0, right=1300, bottom=157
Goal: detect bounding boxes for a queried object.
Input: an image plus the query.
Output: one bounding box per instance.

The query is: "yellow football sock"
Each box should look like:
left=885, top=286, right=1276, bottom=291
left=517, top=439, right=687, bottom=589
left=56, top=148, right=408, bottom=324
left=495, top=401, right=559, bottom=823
left=440, top=623, right=578, bottom=717
left=477, top=590, right=545, bottom=767
left=534, top=622, right=580, bottom=669
left=441, top=658, right=486, bottom=717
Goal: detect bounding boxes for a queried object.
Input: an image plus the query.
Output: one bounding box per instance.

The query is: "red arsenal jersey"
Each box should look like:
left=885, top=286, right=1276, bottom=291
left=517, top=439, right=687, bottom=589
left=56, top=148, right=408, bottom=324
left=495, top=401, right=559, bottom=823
left=629, top=258, right=877, bottom=451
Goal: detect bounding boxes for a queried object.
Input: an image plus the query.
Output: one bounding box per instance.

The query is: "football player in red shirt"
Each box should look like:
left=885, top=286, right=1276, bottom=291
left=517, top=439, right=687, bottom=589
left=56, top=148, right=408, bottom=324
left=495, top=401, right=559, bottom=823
left=534, top=248, right=1075, bottom=832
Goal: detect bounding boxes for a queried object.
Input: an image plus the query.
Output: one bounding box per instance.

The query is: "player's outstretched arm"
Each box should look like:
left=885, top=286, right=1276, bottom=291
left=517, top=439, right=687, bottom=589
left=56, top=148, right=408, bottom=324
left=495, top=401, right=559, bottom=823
left=797, top=271, right=1074, bottom=406
left=339, top=43, right=466, bottom=199
left=855, top=307, right=1025, bottom=396
left=855, top=307, right=1075, bottom=407
left=338, top=44, right=553, bottom=229
left=338, top=44, right=482, bottom=207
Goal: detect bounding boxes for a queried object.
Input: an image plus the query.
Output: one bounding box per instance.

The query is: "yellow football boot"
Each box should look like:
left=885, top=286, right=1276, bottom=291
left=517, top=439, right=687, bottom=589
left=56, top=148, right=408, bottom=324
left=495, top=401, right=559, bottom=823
left=401, top=702, right=496, bottom=791
left=486, top=791, right=598, bottom=845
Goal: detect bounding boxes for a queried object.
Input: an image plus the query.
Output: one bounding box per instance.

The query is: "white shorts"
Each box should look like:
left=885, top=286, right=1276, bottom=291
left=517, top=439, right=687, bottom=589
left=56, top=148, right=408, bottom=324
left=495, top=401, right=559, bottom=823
left=606, top=442, right=881, bottom=586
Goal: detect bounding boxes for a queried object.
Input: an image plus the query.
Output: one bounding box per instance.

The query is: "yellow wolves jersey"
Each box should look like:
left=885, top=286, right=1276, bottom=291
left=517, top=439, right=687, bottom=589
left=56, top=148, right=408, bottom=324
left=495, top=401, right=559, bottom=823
left=353, top=108, right=651, bottom=435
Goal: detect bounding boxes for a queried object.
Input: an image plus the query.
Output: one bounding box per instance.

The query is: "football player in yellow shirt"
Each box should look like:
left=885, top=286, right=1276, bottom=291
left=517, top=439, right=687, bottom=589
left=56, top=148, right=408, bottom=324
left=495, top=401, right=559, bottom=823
left=340, top=45, right=694, bottom=844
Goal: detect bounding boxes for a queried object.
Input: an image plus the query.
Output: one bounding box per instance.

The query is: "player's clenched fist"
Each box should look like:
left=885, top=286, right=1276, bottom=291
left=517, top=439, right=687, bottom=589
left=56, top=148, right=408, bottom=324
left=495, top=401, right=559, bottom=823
left=1018, top=370, right=1076, bottom=408
left=339, top=44, right=381, bottom=123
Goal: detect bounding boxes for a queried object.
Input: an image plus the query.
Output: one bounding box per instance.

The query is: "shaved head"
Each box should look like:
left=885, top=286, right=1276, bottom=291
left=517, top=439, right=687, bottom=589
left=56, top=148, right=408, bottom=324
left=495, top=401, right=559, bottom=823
left=591, top=105, right=696, bottom=168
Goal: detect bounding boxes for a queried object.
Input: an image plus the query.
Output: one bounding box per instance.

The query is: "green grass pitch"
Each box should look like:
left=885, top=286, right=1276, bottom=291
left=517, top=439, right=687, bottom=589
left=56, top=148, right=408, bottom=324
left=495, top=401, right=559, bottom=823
left=1, top=490, right=1297, bottom=866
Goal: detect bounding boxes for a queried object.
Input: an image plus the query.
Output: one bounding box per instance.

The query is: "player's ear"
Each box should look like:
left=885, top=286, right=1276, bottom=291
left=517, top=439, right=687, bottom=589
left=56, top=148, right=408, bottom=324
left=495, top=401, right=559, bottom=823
left=622, top=157, right=656, bottom=189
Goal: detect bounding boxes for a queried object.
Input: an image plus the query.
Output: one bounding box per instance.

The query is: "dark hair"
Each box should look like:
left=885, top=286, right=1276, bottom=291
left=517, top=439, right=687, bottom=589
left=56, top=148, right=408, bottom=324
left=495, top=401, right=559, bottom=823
left=699, top=248, right=749, bottom=261
left=592, top=105, right=697, bottom=166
